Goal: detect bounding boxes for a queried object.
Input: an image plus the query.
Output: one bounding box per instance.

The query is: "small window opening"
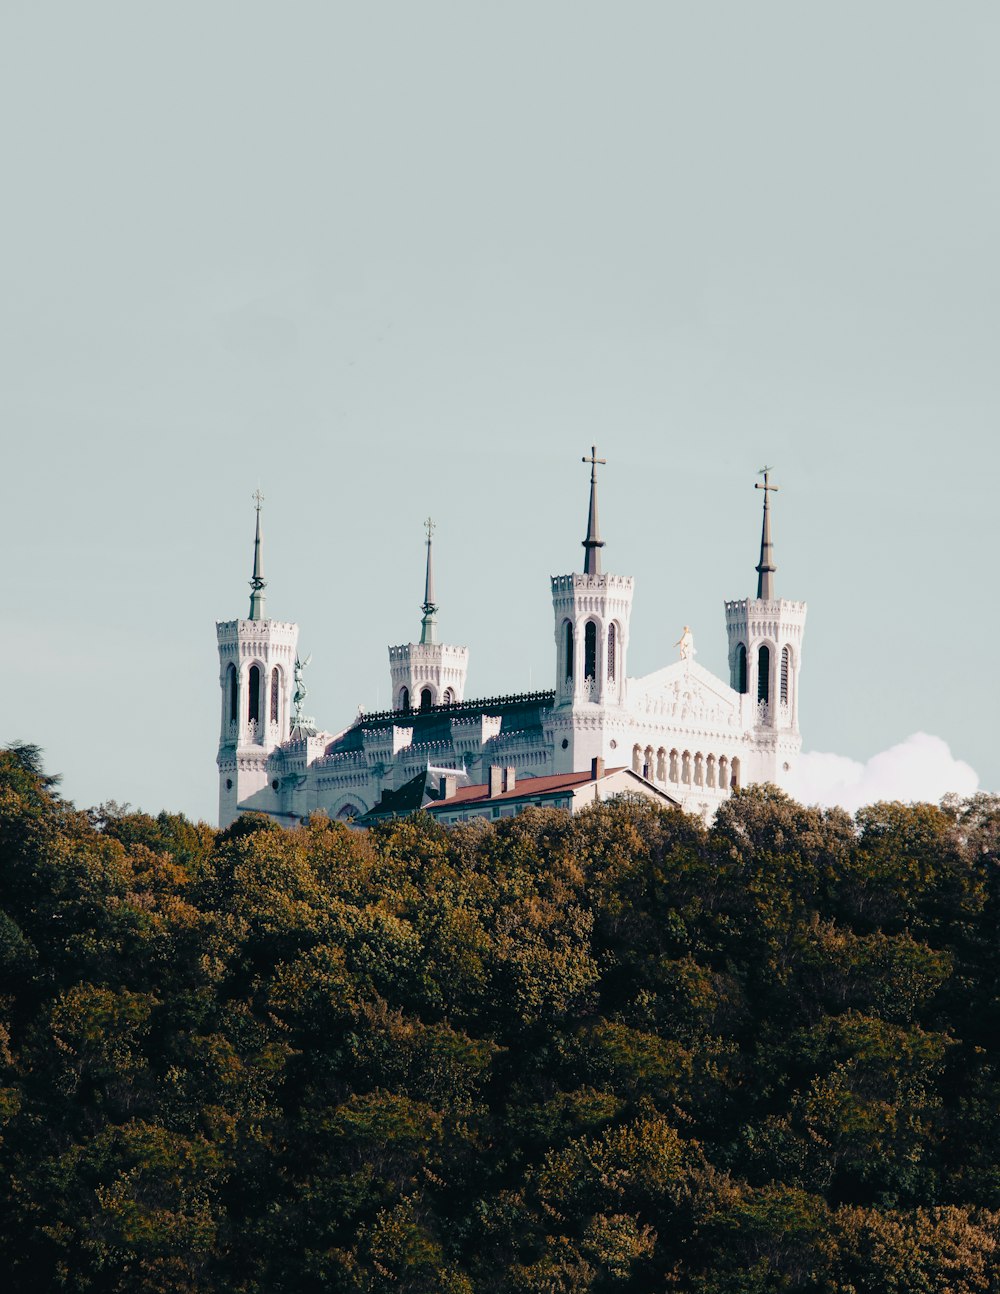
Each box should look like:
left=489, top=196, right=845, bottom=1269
left=584, top=621, right=597, bottom=681
left=248, top=665, right=261, bottom=725
left=607, top=622, right=617, bottom=680
left=780, top=646, right=790, bottom=704
left=736, top=643, right=747, bottom=694
left=270, top=667, right=279, bottom=723
left=757, top=645, right=770, bottom=705
left=228, top=664, right=237, bottom=723
left=564, top=621, right=574, bottom=681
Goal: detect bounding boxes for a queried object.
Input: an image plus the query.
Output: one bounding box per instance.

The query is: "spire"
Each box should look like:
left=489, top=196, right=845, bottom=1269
left=581, top=445, right=607, bottom=575
left=419, top=517, right=438, bottom=644
left=754, top=467, right=779, bottom=600
left=248, top=489, right=267, bottom=620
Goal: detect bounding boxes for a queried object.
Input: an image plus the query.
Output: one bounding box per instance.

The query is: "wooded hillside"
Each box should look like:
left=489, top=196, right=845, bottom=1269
left=1, top=744, right=999, bottom=1292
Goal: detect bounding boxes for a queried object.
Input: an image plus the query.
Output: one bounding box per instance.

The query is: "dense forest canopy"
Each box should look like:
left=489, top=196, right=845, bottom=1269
left=1, top=744, right=999, bottom=1292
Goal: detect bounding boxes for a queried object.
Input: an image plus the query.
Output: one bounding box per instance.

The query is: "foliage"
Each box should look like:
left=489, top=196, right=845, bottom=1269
left=1, top=746, right=999, bottom=1290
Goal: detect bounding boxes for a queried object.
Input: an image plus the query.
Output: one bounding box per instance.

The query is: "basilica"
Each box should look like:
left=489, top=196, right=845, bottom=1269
left=215, top=456, right=806, bottom=828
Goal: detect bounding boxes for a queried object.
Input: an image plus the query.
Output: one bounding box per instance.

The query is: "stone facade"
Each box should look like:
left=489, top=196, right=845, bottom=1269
left=216, top=467, right=806, bottom=828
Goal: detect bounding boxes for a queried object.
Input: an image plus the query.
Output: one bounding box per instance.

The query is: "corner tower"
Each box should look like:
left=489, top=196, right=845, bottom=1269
left=724, top=468, right=806, bottom=777
left=216, top=492, right=299, bottom=827
left=549, top=448, right=635, bottom=773
left=388, top=518, right=469, bottom=712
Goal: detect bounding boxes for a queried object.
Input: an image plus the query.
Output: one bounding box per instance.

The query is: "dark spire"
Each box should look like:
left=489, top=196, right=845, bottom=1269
left=248, top=489, right=267, bottom=620
left=581, top=445, right=607, bottom=575
left=420, top=516, right=438, bottom=645
left=754, top=467, right=779, bottom=600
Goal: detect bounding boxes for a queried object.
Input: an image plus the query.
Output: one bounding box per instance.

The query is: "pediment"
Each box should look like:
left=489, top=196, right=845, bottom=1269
left=629, top=660, right=740, bottom=728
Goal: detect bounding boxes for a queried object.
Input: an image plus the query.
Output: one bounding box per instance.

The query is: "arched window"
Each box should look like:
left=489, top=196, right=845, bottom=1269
left=780, top=646, right=791, bottom=704
left=227, top=664, right=237, bottom=723
left=248, top=665, right=261, bottom=725
left=718, top=755, right=729, bottom=791
left=682, top=751, right=692, bottom=785
left=443, top=687, right=455, bottom=706
left=607, top=623, right=617, bottom=681
left=694, top=752, right=704, bottom=786
left=757, top=645, right=770, bottom=705
left=564, top=621, right=574, bottom=681
left=270, top=667, right=280, bottom=723
left=420, top=687, right=433, bottom=712
left=669, top=749, right=679, bottom=782
left=732, top=756, right=741, bottom=789
left=632, top=744, right=642, bottom=773
left=735, top=643, right=748, bottom=694
left=584, top=621, right=597, bottom=681
left=399, top=686, right=410, bottom=712
left=337, top=803, right=360, bottom=821
left=706, top=754, right=716, bottom=788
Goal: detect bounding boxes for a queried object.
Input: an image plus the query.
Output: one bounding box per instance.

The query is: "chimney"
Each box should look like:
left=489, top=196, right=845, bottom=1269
left=488, top=765, right=503, bottom=798
left=439, top=773, right=458, bottom=800
left=504, top=766, right=516, bottom=792
left=591, top=756, right=605, bottom=780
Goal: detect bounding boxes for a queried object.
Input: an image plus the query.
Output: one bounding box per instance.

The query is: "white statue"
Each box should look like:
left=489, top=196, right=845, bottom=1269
left=676, top=625, right=695, bottom=661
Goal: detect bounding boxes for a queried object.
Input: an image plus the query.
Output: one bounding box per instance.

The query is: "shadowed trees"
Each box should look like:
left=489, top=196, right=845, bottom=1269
left=0, top=748, right=999, bottom=1291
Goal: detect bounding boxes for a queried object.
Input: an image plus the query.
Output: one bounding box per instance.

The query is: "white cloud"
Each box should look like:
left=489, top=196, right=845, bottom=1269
left=784, top=733, right=979, bottom=813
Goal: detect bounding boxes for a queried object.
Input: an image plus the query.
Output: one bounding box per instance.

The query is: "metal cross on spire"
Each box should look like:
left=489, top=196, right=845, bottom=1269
left=582, top=445, right=607, bottom=480
left=420, top=516, right=438, bottom=644
left=248, top=489, right=267, bottom=620
left=754, top=466, right=778, bottom=600
left=581, top=445, right=607, bottom=575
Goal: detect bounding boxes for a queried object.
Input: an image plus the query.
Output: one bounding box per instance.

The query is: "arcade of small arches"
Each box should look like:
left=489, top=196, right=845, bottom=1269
left=225, top=662, right=285, bottom=743
left=632, top=743, right=742, bottom=794
left=563, top=618, right=620, bottom=682
left=397, top=684, right=457, bottom=713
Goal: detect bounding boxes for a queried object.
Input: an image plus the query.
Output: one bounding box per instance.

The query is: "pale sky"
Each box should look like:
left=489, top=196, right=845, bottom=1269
left=3, top=2, right=997, bottom=824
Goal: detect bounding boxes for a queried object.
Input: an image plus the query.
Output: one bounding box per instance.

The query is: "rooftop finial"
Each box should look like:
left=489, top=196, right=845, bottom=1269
left=248, top=489, right=267, bottom=620
left=754, top=467, right=778, bottom=600
left=581, top=445, right=607, bottom=575
left=420, top=516, right=438, bottom=644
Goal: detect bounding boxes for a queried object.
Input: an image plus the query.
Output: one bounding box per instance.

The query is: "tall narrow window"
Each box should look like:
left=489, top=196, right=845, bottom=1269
left=270, top=668, right=279, bottom=723
left=443, top=688, right=455, bottom=706
left=607, top=623, right=616, bottom=680
left=735, top=643, right=747, bottom=694
left=780, top=646, right=790, bottom=704
left=564, top=621, right=574, bottom=681
left=399, top=686, right=410, bottom=712
left=420, top=687, right=433, bottom=711
left=757, top=645, right=770, bottom=705
left=584, top=621, right=597, bottom=681
left=248, top=665, right=261, bottom=725
left=228, top=664, right=237, bottom=723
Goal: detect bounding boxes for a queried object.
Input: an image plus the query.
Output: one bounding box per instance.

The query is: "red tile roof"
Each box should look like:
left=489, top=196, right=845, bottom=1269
left=434, top=767, right=629, bottom=808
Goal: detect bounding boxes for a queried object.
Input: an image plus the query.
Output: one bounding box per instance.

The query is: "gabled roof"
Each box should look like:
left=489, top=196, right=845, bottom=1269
left=360, top=770, right=429, bottom=820
left=438, top=767, right=617, bottom=807
left=428, top=766, right=680, bottom=812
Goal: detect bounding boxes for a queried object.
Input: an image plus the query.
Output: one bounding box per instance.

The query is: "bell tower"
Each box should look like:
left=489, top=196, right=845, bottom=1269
left=216, top=492, right=299, bottom=827
left=388, top=518, right=469, bottom=713
left=549, top=448, right=635, bottom=773
left=724, top=468, right=806, bottom=778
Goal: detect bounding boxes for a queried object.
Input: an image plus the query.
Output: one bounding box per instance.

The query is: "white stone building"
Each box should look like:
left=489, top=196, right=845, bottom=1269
left=216, top=457, right=805, bottom=828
